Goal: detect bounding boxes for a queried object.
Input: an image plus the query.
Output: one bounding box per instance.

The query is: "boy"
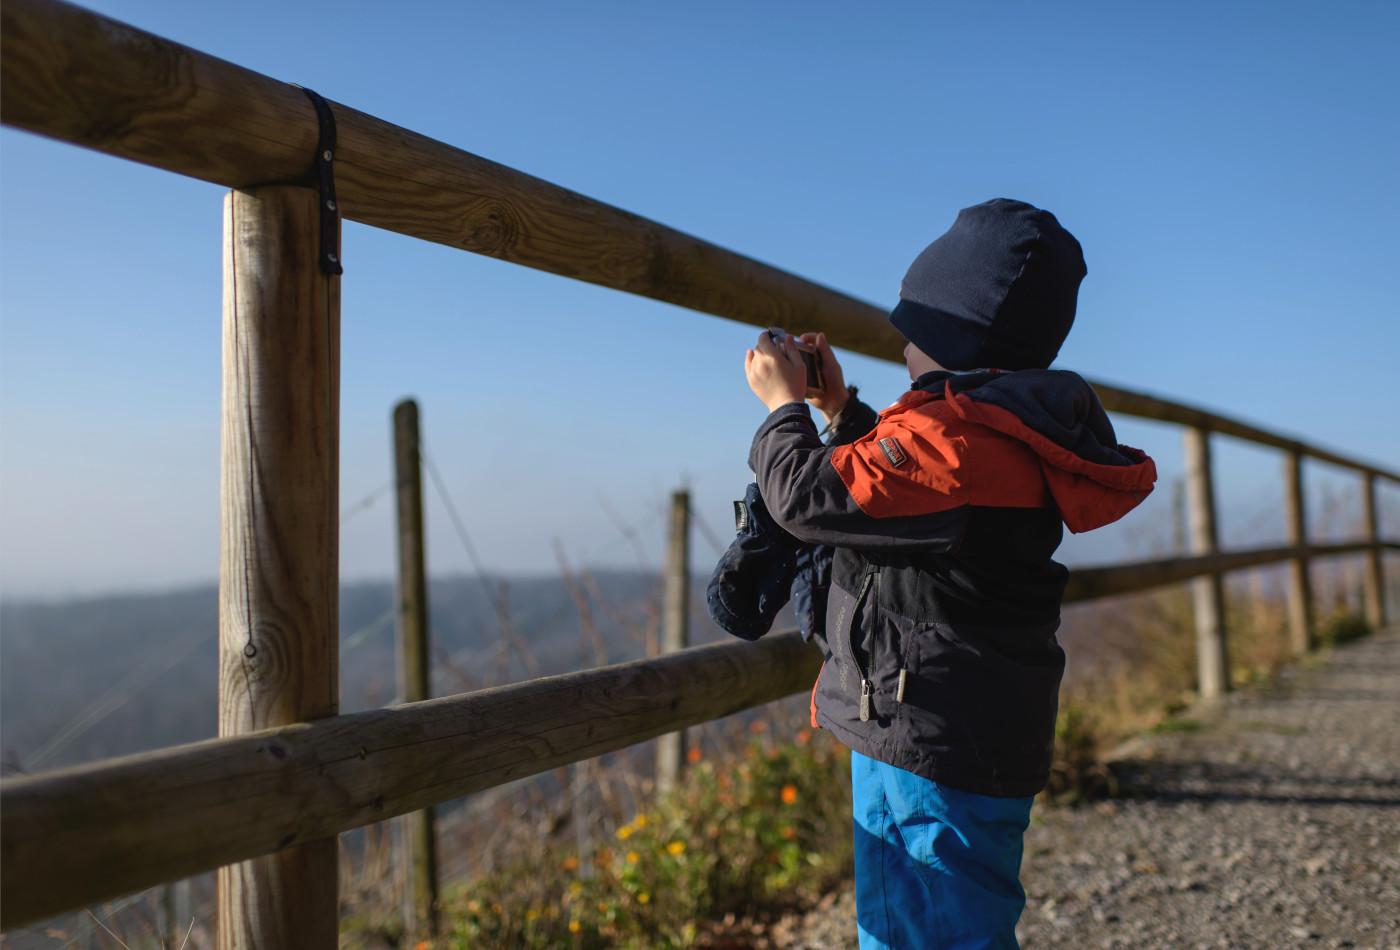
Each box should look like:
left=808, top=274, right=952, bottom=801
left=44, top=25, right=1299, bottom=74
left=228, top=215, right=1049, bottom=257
left=742, top=198, right=1156, bottom=948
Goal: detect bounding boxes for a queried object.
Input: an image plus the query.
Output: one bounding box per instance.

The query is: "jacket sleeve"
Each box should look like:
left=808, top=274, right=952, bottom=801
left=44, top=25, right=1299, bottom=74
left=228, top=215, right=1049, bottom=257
left=747, top=400, right=969, bottom=552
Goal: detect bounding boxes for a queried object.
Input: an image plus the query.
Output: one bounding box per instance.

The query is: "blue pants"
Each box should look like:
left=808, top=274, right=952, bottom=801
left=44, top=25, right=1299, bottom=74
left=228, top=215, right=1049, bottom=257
left=851, top=750, right=1033, bottom=949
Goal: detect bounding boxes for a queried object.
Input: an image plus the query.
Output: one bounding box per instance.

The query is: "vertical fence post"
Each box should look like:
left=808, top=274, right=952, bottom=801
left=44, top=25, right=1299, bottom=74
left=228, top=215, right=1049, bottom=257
left=218, top=186, right=340, bottom=948
left=655, top=490, right=691, bottom=795
left=1184, top=427, right=1230, bottom=698
left=1361, top=472, right=1387, bottom=628
left=392, top=399, right=440, bottom=938
left=1284, top=450, right=1315, bottom=654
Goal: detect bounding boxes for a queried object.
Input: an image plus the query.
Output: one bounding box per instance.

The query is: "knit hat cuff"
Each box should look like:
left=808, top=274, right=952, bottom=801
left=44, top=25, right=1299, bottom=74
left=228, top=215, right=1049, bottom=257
left=890, top=298, right=988, bottom=371
left=890, top=298, right=1058, bottom=371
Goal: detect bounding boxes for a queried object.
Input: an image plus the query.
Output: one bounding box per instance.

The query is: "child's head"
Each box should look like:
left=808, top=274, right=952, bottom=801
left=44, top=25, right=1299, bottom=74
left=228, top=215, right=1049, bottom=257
left=890, top=199, right=1086, bottom=373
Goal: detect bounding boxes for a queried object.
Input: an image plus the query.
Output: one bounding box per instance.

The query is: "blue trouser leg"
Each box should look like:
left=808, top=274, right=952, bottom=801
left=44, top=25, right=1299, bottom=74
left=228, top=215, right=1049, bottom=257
left=851, top=749, right=1033, bottom=949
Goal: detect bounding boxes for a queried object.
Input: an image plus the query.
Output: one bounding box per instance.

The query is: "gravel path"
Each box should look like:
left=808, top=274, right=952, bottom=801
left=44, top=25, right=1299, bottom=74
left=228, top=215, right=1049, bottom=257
left=779, top=628, right=1400, bottom=949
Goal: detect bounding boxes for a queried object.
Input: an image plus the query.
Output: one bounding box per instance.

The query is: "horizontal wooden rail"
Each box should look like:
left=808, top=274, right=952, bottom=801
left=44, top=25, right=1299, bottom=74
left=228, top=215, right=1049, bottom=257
left=3, top=0, right=1397, bottom=484
left=4, top=537, right=1397, bottom=927
left=0, top=632, right=821, bottom=928
left=1064, top=540, right=1400, bottom=603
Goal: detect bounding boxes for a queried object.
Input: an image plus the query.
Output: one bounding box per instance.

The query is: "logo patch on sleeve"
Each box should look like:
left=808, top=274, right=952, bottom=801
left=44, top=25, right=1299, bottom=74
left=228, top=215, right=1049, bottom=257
left=878, top=437, right=907, bottom=468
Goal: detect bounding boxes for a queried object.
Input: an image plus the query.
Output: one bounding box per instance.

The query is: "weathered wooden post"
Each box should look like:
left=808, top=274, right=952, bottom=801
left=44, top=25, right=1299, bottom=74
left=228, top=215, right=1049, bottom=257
left=1361, top=472, right=1387, bottom=628
left=1184, top=427, right=1230, bottom=698
left=218, top=185, right=340, bottom=948
left=1284, top=450, right=1315, bottom=654
left=392, top=398, right=440, bottom=938
left=655, top=490, right=691, bottom=795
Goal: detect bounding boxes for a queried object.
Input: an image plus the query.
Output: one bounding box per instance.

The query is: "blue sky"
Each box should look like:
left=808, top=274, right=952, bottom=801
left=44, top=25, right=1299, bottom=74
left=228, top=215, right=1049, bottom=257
left=1, top=0, right=1396, bottom=597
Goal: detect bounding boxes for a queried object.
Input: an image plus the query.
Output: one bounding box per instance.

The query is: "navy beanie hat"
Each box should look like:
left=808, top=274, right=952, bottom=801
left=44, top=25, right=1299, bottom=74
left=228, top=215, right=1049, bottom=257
left=890, top=198, right=1086, bottom=371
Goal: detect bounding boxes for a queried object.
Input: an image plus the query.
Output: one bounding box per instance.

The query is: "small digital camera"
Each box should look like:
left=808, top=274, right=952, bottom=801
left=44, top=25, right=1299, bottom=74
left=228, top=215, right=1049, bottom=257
left=767, top=329, right=826, bottom=396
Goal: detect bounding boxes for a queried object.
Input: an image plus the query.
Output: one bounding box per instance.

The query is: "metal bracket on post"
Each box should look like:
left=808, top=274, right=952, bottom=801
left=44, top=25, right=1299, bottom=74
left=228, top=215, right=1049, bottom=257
left=294, top=86, right=344, bottom=275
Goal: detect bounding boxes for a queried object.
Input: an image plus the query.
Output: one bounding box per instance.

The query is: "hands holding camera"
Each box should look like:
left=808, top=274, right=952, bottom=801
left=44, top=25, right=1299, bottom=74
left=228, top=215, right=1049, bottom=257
left=745, top=328, right=849, bottom=420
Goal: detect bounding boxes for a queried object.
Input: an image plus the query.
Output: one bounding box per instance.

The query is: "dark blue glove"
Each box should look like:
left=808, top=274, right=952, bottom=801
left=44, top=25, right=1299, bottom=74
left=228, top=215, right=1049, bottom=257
left=706, top=482, right=831, bottom=650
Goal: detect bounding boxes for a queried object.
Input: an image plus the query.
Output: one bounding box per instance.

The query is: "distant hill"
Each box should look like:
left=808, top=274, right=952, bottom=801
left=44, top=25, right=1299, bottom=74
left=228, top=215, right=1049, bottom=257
left=0, top=571, right=755, bottom=775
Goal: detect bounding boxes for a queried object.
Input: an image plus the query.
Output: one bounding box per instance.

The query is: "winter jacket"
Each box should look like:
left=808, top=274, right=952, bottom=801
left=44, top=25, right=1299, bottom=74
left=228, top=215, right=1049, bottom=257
left=748, top=368, right=1156, bottom=796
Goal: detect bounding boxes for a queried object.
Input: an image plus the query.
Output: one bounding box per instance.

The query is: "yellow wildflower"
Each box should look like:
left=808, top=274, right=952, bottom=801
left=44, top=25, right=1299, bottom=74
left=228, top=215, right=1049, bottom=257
left=666, top=840, right=685, bottom=856
left=637, top=892, right=651, bottom=904
left=569, top=919, right=582, bottom=934
left=634, top=814, right=648, bottom=830
left=626, top=850, right=639, bottom=864
left=616, top=825, right=633, bottom=841
left=569, top=881, right=583, bottom=896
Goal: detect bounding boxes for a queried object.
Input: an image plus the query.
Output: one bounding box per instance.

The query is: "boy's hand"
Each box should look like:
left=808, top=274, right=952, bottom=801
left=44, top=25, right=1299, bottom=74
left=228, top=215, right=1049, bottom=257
left=746, top=330, right=807, bottom=412
left=798, top=331, right=849, bottom=421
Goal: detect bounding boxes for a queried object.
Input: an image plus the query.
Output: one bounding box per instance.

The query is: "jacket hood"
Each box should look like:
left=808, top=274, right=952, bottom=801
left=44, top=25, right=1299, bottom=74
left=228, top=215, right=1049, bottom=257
left=907, top=369, right=1156, bottom=533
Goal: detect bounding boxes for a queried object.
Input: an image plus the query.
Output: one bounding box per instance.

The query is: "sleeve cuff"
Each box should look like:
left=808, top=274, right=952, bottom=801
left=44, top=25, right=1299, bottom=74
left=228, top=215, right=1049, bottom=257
left=826, top=395, right=878, bottom=447
left=747, top=402, right=814, bottom=472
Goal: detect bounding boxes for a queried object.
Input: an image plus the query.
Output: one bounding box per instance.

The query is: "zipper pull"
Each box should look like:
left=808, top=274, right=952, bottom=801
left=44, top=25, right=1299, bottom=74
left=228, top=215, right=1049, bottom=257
left=859, top=680, right=872, bottom=721
left=896, top=668, right=907, bottom=703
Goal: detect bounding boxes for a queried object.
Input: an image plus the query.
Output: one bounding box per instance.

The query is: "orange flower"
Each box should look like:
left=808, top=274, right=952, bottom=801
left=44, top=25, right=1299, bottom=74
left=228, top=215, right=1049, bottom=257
left=795, top=728, right=813, bottom=745
left=562, top=855, right=580, bottom=871
left=414, top=943, right=431, bottom=950
left=780, top=784, right=798, bottom=805
left=569, top=919, right=582, bottom=934
left=687, top=746, right=703, bottom=763
left=780, top=826, right=797, bottom=839
left=749, top=720, right=768, bottom=733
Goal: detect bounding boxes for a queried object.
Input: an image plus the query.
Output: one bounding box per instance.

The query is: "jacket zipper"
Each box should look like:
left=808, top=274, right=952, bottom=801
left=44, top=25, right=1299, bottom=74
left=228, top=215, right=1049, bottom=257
left=848, top=571, right=877, bottom=722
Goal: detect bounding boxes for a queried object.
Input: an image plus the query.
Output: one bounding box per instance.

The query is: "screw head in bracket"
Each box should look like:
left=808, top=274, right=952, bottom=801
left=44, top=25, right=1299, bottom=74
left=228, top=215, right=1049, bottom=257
left=322, top=149, right=333, bottom=162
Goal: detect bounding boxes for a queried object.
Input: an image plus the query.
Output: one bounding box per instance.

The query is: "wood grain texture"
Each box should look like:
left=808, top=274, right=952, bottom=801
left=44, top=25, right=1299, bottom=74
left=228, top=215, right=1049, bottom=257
left=0, top=632, right=822, bottom=929
left=1184, top=427, right=1230, bottom=699
left=392, top=399, right=439, bottom=938
left=3, top=0, right=1398, bottom=485
left=655, top=490, right=691, bottom=796
left=1062, top=541, right=1387, bottom=603
left=219, top=186, right=339, bottom=949
left=0, top=0, right=895, bottom=358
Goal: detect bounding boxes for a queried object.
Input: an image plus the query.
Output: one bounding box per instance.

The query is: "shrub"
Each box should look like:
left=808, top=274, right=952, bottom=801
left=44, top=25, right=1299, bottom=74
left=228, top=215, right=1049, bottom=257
left=1318, top=610, right=1371, bottom=648
left=1043, top=701, right=1116, bottom=804
left=437, top=729, right=852, bottom=949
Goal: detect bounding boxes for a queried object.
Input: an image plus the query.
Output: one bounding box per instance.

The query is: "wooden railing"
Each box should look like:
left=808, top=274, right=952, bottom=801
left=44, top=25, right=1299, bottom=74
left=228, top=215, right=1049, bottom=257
left=2, top=0, right=1396, bottom=939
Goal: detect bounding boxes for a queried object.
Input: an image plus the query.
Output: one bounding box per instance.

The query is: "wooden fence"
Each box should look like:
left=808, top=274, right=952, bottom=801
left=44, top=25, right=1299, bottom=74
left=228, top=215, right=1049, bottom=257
left=1, top=0, right=1396, bottom=941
